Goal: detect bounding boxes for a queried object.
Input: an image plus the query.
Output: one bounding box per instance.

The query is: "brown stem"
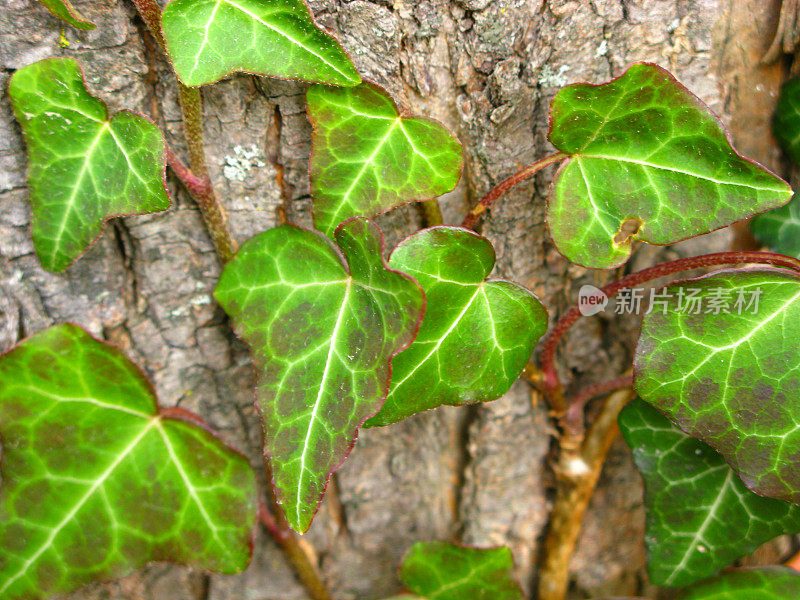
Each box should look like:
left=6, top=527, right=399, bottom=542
left=461, top=152, right=568, bottom=229
left=130, top=0, right=166, bottom=50
left=261, top=463, right=334, bottom=600
left=540, top=251, right=800, bottom=420
left=421, top=199, right=444, bottom=227
left=131, top=3, right=328, bottom=599
left=538, top=387, right=636, bottom=600
left=130, top=0, right=237, bottom=263
left=175, top=84, right=238, bottom=262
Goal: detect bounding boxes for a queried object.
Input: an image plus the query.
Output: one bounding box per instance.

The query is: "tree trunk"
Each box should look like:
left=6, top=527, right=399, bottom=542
left=0, top=0, right=789, bottom=598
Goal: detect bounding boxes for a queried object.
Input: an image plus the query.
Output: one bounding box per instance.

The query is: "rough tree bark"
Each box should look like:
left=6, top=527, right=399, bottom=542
left=0, top=0, right=792, bottom=599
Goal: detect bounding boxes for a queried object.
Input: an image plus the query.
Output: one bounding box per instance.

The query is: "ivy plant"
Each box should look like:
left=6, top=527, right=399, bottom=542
left=6, top=2, right=800, bottom=600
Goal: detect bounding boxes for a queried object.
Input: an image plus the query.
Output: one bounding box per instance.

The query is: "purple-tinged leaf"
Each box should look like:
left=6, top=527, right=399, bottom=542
left=214, top=218, right=424, bottom=532
left=635, top=268, right=800, bottom=503
left=0, top=324, right=257, bottom=600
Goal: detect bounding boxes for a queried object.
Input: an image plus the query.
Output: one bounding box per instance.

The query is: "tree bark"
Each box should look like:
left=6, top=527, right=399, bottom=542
left=0, top=0, right=789, bottom=598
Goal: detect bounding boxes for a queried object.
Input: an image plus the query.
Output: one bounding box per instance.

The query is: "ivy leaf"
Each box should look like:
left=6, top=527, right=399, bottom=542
left=307, top=83, right=463, bottom=236
left=0, top=324, right=257, bottom=600
left=751, top=192, right=800, bottom=258
left=547, top=62, right=792, bottom=269
left=366, top=227, right=547, bottom=427
left=399, top=541, right=524, bottom=600
left=8, top=57, right=169, bottom=272
left=634, top=268, right=800, bottom=503
left=773, top=77, right=800, bottom=164
left=35, top=0, right=95, bottom=30
left=214, top=218, right=424, bottom=532
left=161, top=0, right=361, bottom=87
left=678, top=567, right=800, bottom=599
left=619, top=399, right=800, bottom=588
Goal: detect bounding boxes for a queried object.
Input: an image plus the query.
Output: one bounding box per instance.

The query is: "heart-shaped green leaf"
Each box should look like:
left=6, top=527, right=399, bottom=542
left=366, top=227, right=547, bottom=427
left=0, top=324, right=257, bottom=600
left=307, top=83, right=463, bottom=236
left=634, top=268, right=800, bottom=503
left=161, top=0, right=360, bottom=87
left=773, top=77, right=800, bottom=164
left=619, top=398, right=800, bottom=588
left=678, top=567, right=800, bottom=599
left=547, top=63, right=792, bottom=269
left=214, top=218, right=424, bottom=532
left=751, top=192, right=800, bottom=258
left=8, top=58, right=169, bottom=272
left=399, top=541, right=523, bottom=600
left=35, top=0, right=95, bottom=29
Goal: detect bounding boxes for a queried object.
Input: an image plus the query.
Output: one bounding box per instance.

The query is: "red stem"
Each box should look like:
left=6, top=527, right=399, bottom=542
left=562, top=373, right=633, bottom=439
left=462, top=152, right=568, bottom=229
left=540, top=251, right=800, bottom=416
left=165, top=146, right=211, bottom=196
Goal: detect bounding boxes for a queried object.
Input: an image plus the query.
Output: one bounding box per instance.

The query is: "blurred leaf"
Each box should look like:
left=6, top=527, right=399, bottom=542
left=678, top=567, right=800, bottom=599
left=400, top=541, right=523, bottom=600
left=751, top=192, right=800, bottom=258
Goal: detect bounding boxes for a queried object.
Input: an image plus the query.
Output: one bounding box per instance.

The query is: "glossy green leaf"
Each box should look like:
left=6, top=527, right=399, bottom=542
left=307, top=83, right=463, bottom=236
left=400, top=541, right=523, bottom=600
left=8, top=57, right=169, bottom=272
left=635, top=268, right=800, bottom=503
left=214, top=218, right=424, bottom=532
left=751, top=192, right=800, bottom=258
left=773, top=77, right=800, bottom=164
left=547, top=62, right=792, bottom=269
left=35, top=0, right=95, bottom=29
left=0, top=324, right=257, bottom=600
left=678, top=567, right=800, bottom=599
left=161, top=0, right=360, bottom=87
left=619, top=399, right=800, bottom=588
left=366, top=227, right=547, bottom=427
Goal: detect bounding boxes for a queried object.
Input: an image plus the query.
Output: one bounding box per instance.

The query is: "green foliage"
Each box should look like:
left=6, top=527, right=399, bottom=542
left=0, top=324, right=257, bottom=600
left=161, top=0, right=360, bottom=87
left=366, top=227, right=547, bottom=427
left=619, top=399, right=800, bottom=588
left=307, top=83, right=463, bottom=236
left=751, top=192, right=800, bottom=258
left=399, top=541, right=523, bottom=600
left=8, top=58, right=169, bottom=272
left=635, top=268, right=800, bottom=503
left=773, top=76, right=800, bottom=164
left=678, top=567, right=800, bottom=599
left=214, top=218, right=424, bottom=532
left=547, top=62, right=791, bottom=269
left=35, top=0, right=95, bottom=29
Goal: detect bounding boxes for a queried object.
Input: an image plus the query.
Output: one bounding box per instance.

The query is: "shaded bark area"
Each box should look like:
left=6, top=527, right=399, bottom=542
left=0, top=0, right=789, bottom=599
